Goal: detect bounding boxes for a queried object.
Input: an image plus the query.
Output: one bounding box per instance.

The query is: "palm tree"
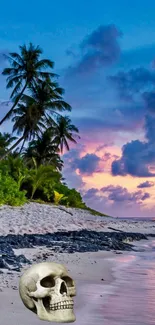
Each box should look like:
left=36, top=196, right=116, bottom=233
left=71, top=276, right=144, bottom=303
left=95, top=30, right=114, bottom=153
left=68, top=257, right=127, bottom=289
left=53, top=115, right=80, bottom=153
left=0, top=79, right=72, bottom=159
left=1, top=42, right=56, bottom=125
left=0, top=96, right=45, bottom=160
left=22, top=129, right=63, bottom=170
left=27, top=158, right=61, bottom=199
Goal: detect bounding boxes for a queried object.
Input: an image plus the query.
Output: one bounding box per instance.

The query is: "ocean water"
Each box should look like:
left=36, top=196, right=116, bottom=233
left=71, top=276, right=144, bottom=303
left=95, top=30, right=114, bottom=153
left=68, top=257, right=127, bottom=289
left=74, top=239, right=155, bottom=325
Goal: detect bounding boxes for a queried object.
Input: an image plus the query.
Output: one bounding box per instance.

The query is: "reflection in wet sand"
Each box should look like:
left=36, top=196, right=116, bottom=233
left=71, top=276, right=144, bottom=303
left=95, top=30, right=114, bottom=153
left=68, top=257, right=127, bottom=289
left=74, top=240, right=155, bottom=325
left=102, top=241, right=155, bottom=325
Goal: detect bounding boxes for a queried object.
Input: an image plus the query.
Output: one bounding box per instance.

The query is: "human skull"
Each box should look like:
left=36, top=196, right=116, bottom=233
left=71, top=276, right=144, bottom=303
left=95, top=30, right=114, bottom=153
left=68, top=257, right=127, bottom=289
left=19, top=262, right=76, bottom=323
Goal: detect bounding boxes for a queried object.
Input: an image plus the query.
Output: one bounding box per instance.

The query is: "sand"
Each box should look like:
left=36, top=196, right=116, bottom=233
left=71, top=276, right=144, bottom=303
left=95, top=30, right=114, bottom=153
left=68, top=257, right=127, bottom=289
left=0, top=202, right=154, bottom=324
left=0, top=202, right=155, bottom=235
left=0, top=250, right=116, bottom=325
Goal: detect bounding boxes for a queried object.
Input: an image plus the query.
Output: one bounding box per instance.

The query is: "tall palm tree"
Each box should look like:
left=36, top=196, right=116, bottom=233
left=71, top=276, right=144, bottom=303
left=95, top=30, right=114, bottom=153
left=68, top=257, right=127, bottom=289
left=0, top=97, right=45, bottom=160
left=53, top=115, right=80, bottom=153
left=22, top=129, right=63, bottom=170
left=1, top=42, right=56, bottom=125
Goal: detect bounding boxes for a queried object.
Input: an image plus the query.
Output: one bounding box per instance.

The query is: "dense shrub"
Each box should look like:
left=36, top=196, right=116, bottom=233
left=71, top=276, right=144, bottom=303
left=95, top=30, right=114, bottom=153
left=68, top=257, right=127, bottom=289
left=0, top=156, right=86, bottom=209
left=0, top=172, right=27, bottom=206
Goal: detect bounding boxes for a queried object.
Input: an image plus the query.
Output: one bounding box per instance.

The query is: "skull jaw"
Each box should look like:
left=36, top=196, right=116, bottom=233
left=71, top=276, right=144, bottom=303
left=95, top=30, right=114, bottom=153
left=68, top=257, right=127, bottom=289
left=33, top=298, right=76, bottom=323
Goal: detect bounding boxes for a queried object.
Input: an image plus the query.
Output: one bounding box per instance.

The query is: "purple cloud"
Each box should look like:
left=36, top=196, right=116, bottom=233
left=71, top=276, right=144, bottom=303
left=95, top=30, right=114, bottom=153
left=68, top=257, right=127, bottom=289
left=62, top=145, right=86, bottom=189
left=83, top=188, right=99, bottom=200
left=66, top=24, right=122, bottom=75
left=111, top=114, right=155, bottom=177
left=137, top=181, right=154, bottom=188
left=101, top=185, right=150, bottom=203
left=73, top=153, right=102, bottom=176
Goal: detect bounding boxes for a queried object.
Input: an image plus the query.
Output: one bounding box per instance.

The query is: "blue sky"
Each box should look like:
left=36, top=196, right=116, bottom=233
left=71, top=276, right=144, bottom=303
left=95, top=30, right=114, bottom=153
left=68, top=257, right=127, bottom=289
left=0, top=0, right=155, bottom=70
left=1, top=0, right=155, bottom=217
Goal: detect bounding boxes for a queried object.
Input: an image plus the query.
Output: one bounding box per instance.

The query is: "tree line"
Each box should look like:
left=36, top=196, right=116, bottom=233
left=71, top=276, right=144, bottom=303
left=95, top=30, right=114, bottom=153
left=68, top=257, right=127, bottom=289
left=0, top=43, right=87, bottom=209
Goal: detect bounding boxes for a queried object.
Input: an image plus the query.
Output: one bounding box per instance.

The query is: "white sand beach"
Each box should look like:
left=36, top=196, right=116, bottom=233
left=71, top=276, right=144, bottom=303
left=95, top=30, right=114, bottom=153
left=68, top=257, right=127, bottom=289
left=0, top=202, right=155, bottom=235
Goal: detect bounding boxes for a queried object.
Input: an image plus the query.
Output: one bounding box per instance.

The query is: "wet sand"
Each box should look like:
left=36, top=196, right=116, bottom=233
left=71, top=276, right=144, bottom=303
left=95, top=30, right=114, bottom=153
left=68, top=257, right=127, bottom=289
left=1, top=241, right=155, bottom=325
left=102, top=239, right=155, bottom=325
left=0, top=250, right=115, bottom=325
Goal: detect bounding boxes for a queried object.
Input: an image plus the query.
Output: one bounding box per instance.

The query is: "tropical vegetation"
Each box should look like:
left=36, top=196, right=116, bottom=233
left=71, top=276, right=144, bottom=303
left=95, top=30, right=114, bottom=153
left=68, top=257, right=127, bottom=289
left=0, top=43, right=94, bottom=211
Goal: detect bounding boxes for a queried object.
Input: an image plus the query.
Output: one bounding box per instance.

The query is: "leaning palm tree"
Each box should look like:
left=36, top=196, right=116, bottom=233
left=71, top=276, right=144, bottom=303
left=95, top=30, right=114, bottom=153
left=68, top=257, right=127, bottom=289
left=52, top=115, right=80, bottom=153
left=0, top=80, right=72, bottom=159
left=1, top=42, right=56, bottom=125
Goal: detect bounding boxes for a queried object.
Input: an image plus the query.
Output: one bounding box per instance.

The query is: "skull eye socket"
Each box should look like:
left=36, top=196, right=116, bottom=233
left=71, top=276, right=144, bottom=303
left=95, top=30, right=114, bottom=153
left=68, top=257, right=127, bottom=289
left=62, top=276, right=74, bottom=287
left=40, top=276, right=55, bottom=288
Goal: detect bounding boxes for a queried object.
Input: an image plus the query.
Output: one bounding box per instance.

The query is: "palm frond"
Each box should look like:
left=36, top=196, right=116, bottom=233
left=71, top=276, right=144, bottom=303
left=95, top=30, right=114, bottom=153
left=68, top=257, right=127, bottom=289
left=35, top=59, right=54, bottom=69
left=10, top=80, right=23, bottom=98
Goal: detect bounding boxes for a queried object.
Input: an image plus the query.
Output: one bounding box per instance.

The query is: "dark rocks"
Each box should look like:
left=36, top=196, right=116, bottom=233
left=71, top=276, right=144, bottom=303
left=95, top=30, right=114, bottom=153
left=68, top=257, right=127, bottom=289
left=0, top=229, right=148, bottom=272
left=0, top=239, right=31, bottom=272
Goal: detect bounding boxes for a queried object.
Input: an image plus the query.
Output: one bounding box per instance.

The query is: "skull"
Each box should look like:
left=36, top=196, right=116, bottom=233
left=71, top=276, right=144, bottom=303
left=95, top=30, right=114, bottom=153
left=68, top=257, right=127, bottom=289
left=19, top=262, right=76, bottom=323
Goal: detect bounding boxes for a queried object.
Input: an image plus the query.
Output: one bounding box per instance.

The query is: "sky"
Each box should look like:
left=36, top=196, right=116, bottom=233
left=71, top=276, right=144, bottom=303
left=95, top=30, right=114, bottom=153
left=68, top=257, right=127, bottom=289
left=0, top=0, right=155, bottom=217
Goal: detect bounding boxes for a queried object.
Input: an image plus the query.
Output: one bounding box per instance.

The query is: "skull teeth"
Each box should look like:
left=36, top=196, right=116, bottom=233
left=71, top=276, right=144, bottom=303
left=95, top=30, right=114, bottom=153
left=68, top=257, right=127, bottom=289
left=49, top=301, right=74, bottom=311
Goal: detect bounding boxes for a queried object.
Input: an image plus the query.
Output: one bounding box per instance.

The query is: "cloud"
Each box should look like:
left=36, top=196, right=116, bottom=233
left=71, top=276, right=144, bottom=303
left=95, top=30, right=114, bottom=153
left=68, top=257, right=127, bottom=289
left=83, top=187, right=99, bottom=200
left=82, top=185, right=151, bottom=218
left=95, top=144, right=113, bottom=152
left=101, top=185, right=150, bottom=203
left=137, top=181, right=154, bottom=188
left=143, top=91, right=155, bottom=114
left=66, top=24, right=122, bottom=76
left=108, top=67, right=155, bottom=102
left=62, top=145, right=86, bottom=189
left=111, top=114, right=155, bottom=177
left=74, top=107, right=143, bottom=136
left=73, top=153, right=102, bottom=176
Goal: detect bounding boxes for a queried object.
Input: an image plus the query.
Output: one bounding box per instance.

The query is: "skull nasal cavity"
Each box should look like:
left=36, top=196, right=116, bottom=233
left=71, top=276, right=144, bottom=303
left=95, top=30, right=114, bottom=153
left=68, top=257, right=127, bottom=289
left=60, top=281, right=67, bottom=294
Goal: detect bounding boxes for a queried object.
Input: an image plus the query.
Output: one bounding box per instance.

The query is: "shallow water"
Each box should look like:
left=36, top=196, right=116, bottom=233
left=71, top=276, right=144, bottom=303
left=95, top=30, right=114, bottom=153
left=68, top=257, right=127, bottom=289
left=74, top=239, right=155, bottom=325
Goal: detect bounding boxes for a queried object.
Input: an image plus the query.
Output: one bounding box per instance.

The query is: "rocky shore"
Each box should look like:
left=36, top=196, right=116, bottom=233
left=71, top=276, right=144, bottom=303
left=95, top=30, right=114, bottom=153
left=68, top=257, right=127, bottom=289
left=0, top=229, right=152, bottom=272
left=0, top=202, right=155, bottom=272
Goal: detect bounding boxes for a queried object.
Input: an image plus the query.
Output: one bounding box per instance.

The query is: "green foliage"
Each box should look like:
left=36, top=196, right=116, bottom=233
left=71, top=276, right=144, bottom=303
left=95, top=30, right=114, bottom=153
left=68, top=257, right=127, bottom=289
left=27, top=159, right=62, bottom=199
left=53, top=183, right=86, bottom=208
left=0, top=43, right=106, bottom=215
left=0, top=155, right=105, bottom=215
left=0, top=155, right=29, bottom=189
left=0, top=172, right=27, bottom=206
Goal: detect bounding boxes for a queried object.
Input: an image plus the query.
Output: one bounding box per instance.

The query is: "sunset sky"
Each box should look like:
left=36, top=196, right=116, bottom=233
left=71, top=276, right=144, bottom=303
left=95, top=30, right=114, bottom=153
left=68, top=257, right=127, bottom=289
left=0, top=0, right=155, bottom=217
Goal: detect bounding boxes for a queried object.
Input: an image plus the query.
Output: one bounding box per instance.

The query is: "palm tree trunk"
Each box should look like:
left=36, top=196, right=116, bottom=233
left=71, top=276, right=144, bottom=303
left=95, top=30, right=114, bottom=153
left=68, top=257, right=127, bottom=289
left=19, top=138, right=26, bottom=154
left=0, top=135, right=25, bottom=160
left=0, top=82, right=28, bottom=125
left=31, top=186, right=37, bottom=199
